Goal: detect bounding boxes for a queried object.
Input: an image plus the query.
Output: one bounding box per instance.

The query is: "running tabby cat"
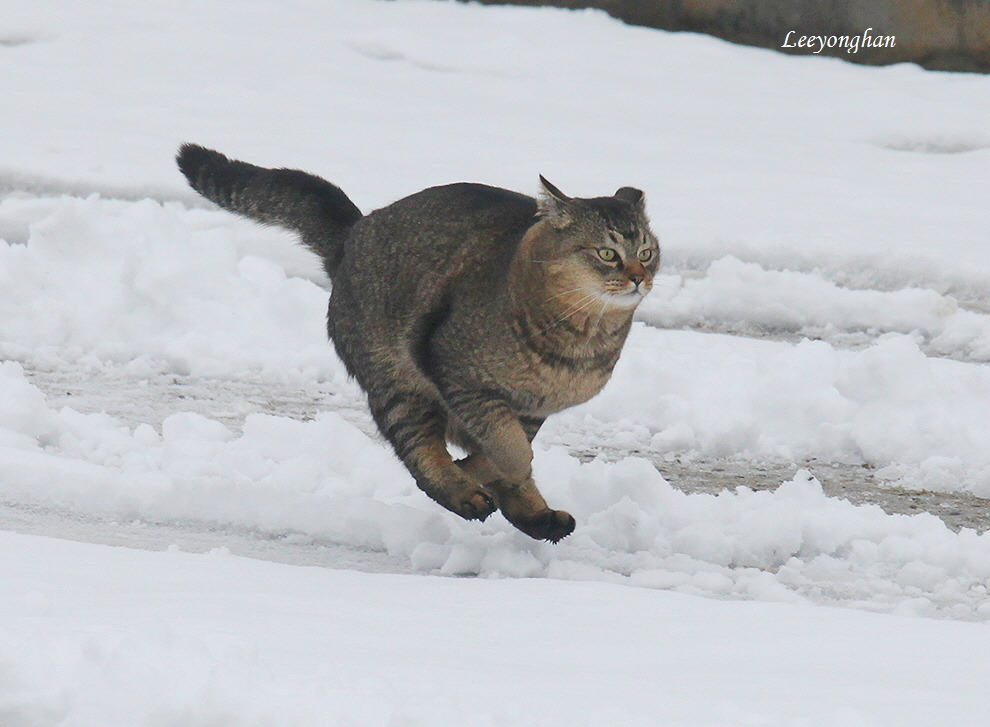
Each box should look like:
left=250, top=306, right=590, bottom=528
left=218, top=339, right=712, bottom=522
left=176, top=144, right=659, bottom=541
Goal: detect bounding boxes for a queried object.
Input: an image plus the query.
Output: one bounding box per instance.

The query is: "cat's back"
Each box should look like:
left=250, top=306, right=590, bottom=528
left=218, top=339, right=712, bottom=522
left=373, top=181, right=535, bottom=225
left=344, top=182, right=537, bottom=270
left=330, top=182, right=538, bottom=335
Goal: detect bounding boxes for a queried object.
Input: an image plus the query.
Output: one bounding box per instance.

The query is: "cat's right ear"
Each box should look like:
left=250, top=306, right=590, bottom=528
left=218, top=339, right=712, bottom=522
left=537, top=175, right=573, bottom=229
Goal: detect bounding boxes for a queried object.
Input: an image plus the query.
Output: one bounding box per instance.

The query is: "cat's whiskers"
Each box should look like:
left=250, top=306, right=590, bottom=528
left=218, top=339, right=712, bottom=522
left=588, top=297, right=610, bottom=339
left=542, top=285, right=594, bottom=304
left=540, top=291, right=601, bottom=333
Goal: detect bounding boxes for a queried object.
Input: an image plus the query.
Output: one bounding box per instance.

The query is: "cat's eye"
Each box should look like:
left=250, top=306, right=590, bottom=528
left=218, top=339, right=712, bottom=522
left=597, top=248, right=618, bottom=262
left=637, top=249, right=655, bottom=262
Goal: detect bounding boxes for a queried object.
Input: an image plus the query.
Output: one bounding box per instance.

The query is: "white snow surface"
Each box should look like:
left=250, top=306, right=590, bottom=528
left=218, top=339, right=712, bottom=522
left=2, top=0, right=990, bottom=724
left=5, top=529, right=990, bottom=727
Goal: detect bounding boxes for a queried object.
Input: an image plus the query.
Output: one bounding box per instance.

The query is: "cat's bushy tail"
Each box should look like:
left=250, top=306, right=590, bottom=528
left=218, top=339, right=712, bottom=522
left=176, top=144, right=362, bottom=277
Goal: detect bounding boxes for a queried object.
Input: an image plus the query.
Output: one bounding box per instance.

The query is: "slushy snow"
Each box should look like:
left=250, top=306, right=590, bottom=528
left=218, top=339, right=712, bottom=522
left=2, top=0, right=990, bottom=724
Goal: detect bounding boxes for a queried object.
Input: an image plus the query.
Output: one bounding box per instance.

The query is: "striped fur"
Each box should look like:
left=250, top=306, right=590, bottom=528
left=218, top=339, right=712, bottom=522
left=177, top=145, right=659, bottom=542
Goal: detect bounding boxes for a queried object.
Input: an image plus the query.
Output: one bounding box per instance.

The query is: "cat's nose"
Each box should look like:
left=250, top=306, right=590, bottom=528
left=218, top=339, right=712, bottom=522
left=628, top=272, right=645, bottom=286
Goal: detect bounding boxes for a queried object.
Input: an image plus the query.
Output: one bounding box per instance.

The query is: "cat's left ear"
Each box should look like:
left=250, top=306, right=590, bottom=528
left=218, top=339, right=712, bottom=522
left=614, top=186, right=645, bottom=209
left=538, top=175, right=574, bottom=229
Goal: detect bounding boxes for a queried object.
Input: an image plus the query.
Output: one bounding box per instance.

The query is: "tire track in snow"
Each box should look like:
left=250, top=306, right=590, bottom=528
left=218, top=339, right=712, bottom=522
left=0, top=499, right=416, bottom=573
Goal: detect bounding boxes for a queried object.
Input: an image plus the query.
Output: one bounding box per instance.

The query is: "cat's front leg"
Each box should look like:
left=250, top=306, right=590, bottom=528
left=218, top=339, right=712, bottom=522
left=365, top=386, right=497, bottom=522
left=446, top=393, right=575, bottom=542
left=487, top=478, right=575, bottom=543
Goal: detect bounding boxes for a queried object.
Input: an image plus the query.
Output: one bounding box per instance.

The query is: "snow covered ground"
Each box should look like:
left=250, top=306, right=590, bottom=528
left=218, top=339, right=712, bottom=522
left=7, top=528, right=990, bottom=727
left=2, top=0, right=990, bottom=724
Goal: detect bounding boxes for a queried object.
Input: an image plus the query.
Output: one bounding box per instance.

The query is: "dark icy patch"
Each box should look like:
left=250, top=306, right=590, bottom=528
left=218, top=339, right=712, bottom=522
left=880, top=137, right=989, bottom=154
left=0, top=34, right=40, bottom=47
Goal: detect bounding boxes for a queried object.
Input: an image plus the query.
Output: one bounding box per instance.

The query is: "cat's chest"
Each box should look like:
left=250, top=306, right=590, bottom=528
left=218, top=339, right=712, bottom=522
left=471, top=310, right=628, bottom=415
left=503, top=341, right=620, bottom=416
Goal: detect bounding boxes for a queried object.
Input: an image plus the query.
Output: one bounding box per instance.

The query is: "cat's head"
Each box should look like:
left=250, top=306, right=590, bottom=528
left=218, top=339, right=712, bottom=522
left=533, top=176, right=660, bottom=309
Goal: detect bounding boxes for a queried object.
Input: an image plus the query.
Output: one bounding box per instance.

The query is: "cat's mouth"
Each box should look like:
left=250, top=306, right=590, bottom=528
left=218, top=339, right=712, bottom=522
left=601, top=286, right=647, bottom=308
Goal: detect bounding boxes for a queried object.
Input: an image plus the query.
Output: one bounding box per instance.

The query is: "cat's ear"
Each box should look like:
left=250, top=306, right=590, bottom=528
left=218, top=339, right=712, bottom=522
left=614, top=186, right=645, bottom=209
left=538, top=175, right=573, bottom=228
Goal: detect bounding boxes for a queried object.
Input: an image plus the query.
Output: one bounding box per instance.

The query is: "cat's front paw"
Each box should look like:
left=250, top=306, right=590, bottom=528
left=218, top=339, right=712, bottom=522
left=518, top=509, right=576, bottom=543
left=454, top=487, right=497, bottom=521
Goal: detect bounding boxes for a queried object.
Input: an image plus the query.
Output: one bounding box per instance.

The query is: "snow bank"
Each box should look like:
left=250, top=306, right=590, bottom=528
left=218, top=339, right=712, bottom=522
left=3, top=361, right=989, bottom=618
left=0, top=194, right=334, bottom=380
left=641, top=255, right=990, bottom=361
left=562, top=326, right=990, bottom=494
